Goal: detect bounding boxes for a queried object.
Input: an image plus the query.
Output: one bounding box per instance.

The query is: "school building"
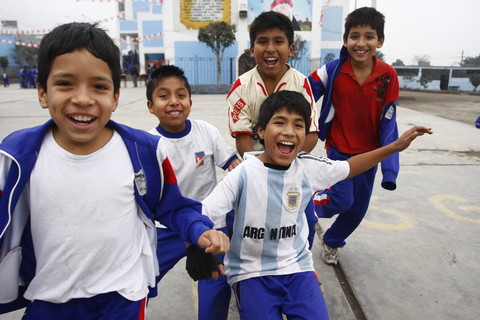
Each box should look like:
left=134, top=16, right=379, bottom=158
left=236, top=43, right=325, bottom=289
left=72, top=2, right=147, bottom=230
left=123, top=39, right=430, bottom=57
left=117, top=0, right=351, bottom=85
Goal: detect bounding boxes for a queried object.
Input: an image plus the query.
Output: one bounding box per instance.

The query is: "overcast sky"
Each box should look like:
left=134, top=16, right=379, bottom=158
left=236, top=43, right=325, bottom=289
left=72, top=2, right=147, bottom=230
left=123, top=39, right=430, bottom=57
left=1, top=0, right=479, bottom=66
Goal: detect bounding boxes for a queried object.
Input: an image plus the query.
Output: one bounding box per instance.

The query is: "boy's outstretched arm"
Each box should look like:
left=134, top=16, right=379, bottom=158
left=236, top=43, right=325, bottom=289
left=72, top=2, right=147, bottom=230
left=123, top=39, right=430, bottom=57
left=347, top=126, right=432, bottom=178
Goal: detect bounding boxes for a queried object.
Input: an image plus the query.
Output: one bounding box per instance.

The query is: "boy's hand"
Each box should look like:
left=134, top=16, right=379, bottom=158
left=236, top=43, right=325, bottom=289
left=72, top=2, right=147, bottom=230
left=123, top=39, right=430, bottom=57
left=185, top=245, right=225, bottom=281
left=394, top=126, right=433, bottom=151
left=197, top=229, right=230, bottom=254
left=228, top=158, right=241, bottom=171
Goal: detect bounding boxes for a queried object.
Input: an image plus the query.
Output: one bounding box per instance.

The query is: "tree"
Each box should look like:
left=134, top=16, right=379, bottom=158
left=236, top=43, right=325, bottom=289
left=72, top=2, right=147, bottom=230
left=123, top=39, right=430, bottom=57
left=375, top=50, right=385, bottom=61
left=460, top=55, right=480, bottom=91
left=324, top=53, right=335, bottom=64
left=392, top=59, right=405, bottom=66
left=0, top=56, right=8, bottom=71
left=198, top=21, right=236, bottom=84
left=12, top=45, right=39, bottom=68
left=418, top=75, right=432, bottom=88
left=460, top=54, right=480, bottom=67
left=468, top=73, right=480, bottom=91
left=414, top=54, right=430, bottom=67
left=289, top=34, right=307, bottom=69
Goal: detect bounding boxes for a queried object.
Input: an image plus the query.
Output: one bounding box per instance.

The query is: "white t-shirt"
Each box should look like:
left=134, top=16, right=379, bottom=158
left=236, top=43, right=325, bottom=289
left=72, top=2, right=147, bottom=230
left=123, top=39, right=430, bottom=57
left=202, top=152, right=349, bottom=285
left=227, top=65, right=319, bottom=151
left=24, top=130, right=155, bottom=303
left=149, top=119, right=237, bottom=202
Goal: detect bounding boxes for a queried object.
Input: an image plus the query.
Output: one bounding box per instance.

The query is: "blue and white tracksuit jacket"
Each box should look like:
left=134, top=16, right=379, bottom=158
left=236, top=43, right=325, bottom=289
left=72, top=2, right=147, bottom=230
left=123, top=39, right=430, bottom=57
left=0, top=120, right=213, bottom=313
left=309, top=46, right=399, bottom=190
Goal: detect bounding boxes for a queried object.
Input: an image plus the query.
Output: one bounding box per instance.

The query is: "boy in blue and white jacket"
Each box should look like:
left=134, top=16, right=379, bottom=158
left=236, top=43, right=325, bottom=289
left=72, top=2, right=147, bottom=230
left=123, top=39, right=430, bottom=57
left=308, top=7, right=401, bottom=265
left=0, top=23, right=228, bottom=320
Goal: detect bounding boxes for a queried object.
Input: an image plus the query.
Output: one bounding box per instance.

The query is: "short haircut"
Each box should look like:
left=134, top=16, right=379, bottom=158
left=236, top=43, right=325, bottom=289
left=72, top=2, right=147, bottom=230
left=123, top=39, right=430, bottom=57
left=249, top=11, right=294, bottom=48
left=257, top=90, right=311, bottom=144
left=37, top=23, right=121, bottom=94
left=146, top=65, right=191, bottom=102
left=343, top=7, right=385, bottom=42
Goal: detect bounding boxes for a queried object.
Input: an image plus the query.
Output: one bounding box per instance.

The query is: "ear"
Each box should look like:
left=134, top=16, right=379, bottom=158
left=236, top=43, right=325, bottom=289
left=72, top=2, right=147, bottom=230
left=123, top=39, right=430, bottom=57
left=249, top=47, right=254, bottom=57
left=37, top=84, right=49, bottom=109
left=147, top=100, right=155, bottom=114
left=112, top=91, right=120, bottom=112
left=377, top=37, right=384, bottom=49
left=288, top=43, right=295, bottom=58
left=257, top=125, right=265, bottom=141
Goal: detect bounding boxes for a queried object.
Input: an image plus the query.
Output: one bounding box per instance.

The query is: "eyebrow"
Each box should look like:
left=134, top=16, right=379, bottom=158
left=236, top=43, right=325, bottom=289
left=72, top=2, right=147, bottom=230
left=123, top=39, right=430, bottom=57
left=50, top=72, right=113, bottom=83
left=272, top=115, right=305, bottom=123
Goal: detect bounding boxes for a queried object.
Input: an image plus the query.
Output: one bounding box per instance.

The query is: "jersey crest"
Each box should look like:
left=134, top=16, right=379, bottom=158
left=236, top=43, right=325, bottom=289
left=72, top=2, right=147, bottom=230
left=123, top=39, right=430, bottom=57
left=195, top=151, right=206, bottom=167
left=286, top=188, right=300, bottom=211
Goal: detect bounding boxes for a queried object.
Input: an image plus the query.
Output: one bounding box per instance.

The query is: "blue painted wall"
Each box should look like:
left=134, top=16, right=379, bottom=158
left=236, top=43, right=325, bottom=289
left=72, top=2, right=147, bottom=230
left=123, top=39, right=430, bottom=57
left=142, top=20, right=163, bottom=47
left=174, top=41, right=238, bottom=84
left=322, top=6, right=343, bottom=41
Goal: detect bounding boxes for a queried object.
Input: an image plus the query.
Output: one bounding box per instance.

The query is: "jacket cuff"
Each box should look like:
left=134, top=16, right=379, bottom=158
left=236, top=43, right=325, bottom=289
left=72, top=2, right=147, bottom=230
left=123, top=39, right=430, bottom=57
left=189, top=221, right=213, bottom=247
left=381, top=170, right=397, bottom=190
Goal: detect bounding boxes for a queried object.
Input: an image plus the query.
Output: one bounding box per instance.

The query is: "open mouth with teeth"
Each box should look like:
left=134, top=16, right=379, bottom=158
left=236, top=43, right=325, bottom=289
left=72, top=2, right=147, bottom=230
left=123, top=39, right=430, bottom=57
left=277, top=141, right=295, bottom=155
left=69, top=115, right=96, bottom=125
left=265, top=57, right=278, bottom=66
left=354, top=49, right=368, bottom=55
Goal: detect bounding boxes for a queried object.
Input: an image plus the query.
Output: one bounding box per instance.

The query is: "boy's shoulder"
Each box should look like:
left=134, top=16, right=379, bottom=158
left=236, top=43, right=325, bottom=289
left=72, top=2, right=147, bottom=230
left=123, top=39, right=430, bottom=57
left=108, top=121, right=160, bottom=150
left=0, top=121, right=53, bottom=158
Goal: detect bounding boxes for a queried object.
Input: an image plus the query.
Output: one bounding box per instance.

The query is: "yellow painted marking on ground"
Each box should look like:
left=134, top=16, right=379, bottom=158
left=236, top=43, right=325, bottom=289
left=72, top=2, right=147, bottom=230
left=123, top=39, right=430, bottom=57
left=429, top=195, right=480, bottom=224
left=362, top=205, right=417, bottom=230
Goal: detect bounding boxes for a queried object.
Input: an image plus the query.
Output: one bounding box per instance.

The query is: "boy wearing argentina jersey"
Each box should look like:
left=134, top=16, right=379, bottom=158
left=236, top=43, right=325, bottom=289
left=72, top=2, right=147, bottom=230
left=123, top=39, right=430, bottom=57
left=146, top=65, right=240, bottom=320
left=202, top=90, right=432, bottom=319
left=227, top=11, right=318, bottom=158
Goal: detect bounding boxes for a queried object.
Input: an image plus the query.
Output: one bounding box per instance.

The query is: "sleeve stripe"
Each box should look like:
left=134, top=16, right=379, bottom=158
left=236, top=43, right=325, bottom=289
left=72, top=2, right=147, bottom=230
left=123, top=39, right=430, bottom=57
left=161, top=157, right=178, bottom=184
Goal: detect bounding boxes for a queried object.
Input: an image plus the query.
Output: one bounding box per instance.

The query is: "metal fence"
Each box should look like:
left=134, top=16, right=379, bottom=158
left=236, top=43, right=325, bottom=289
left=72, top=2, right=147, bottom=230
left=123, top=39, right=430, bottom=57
left=172, top=56, right=322, bottom=85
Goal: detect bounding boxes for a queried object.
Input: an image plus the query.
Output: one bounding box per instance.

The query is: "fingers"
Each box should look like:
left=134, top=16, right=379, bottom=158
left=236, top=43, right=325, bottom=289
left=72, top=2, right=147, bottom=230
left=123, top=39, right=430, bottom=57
left=228, top=158, right=241, bottom=171
left=218, top=263, right=226, bottom=277
left=211, top=271, right=219, bottom=281
left=199, top=230, right=230, bottom=254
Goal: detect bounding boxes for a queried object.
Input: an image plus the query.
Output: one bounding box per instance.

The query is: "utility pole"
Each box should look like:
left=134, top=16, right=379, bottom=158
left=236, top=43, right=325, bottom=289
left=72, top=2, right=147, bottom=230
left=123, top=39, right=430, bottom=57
left=460, top=50, right=464, bottom=65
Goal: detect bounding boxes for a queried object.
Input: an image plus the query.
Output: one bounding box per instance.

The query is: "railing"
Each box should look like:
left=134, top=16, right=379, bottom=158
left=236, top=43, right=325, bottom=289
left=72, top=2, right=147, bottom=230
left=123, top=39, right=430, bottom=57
left=171, top=56, right=321, bottom=85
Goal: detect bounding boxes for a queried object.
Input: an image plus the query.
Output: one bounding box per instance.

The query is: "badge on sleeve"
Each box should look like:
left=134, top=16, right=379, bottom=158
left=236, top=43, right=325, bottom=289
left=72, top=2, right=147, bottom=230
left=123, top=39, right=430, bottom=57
left=134, top=169, right=147, bottom=196
left=384, top=105, right=394, bottom=120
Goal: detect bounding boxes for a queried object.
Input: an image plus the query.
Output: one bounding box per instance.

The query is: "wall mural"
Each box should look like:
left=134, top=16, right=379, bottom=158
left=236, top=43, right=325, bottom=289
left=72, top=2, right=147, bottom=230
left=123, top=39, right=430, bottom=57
left=179, top=0, right=231, bottom=29
left=248, top=0, right=312, bottom=31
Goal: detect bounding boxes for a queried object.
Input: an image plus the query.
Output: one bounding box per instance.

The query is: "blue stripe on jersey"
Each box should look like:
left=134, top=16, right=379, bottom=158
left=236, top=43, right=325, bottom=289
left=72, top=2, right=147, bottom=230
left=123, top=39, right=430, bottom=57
left=228, top=166, right=249, bottom=284
left=294, top=172, right=315, bottom=271
left=260, top=169, right=285, bottom=275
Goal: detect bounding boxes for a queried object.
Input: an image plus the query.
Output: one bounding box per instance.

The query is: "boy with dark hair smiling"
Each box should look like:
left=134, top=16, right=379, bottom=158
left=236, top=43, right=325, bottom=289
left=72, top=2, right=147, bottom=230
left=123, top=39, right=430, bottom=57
left=227, top=11, right=318, bottom=158
left=146, top=64, right=240, bottom=320
left=202, top=90, right=431, bottom=319
left=0, top=23, right=228, bottom=319
left=309, top=7, right=401, bottom=265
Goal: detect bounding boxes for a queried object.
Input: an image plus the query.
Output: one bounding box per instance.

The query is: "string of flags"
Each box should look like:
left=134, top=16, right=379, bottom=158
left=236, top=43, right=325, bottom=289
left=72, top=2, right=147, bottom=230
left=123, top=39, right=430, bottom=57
left=75, top=0, right=163, bottom=3
left=319, top=0, right=332, bottom=27
left=0, top=38, right=40, bottom=48
left=0, top=31, right=164, bottom=48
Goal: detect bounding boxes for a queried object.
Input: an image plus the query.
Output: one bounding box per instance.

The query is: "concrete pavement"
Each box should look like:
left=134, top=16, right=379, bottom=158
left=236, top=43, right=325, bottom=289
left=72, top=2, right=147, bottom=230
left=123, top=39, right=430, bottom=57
left=0, top=85, right=479, bottom=319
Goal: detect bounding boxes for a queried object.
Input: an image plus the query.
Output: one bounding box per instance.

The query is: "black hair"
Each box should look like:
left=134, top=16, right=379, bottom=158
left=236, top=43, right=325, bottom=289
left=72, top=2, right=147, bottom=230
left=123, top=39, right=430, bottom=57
left=37, top=22, right=121, bottom=94
left=146, top=65, right=191, bottom=102
left=257, top=90, right=311, bottom=145
left=343, top=7, right=385, bottom=42
left=249, top=11, right=294, bottom=48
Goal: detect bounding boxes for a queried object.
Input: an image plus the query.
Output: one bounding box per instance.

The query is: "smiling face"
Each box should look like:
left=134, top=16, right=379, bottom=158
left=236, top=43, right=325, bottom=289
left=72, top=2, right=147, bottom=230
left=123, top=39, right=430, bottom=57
left=257, top=107, right=306, bottom=167
left=38, top=49, right=119, bottom=155
left=344, top=24, right=384, bottom=67
left=147, top=76, right=192, bottom=133
left=250, top=28, right=294, bottom=81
